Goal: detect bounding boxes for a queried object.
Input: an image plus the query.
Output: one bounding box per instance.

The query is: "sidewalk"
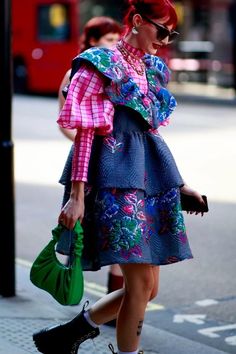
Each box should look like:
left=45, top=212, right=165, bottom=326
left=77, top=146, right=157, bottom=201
left=0, top=263, right=227, bottom=354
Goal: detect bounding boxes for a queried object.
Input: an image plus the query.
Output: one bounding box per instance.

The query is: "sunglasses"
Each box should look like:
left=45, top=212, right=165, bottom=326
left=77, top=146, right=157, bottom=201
left=142, top=15, right=179, bottom=44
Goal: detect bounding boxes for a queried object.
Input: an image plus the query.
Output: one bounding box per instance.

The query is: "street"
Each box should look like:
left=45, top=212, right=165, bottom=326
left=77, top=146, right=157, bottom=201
left=14, top=94, right=236, bottom=353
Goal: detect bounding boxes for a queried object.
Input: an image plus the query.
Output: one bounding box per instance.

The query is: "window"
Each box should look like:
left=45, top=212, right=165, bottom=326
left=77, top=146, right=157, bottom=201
left=38, top=4, right=70, bottom=41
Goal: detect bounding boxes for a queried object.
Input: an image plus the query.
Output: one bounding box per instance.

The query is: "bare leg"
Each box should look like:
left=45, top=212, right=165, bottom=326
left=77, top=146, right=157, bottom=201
left=90, top=288, right=124, bottom=324
left=150, top=265, right=160, bottom=300
left=90, top=265, right=159, bottom=325
left=105, top=265, right=124, bottom=327
left=116, top=264, right=160, bottom=352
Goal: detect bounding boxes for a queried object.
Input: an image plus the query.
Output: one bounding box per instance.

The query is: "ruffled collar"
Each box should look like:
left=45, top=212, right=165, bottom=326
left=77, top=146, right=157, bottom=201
left=118, top=39, right=145, bottom=59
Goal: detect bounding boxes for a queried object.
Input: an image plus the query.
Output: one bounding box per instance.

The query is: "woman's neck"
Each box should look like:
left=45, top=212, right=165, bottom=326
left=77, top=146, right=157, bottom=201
left=124, top=32, right=141, bottom=50
left=121, top=33, right=145, bottom=58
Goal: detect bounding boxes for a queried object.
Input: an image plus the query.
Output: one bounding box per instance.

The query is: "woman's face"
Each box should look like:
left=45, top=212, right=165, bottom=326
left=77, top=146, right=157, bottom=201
left=134, top=15, right=174, bottom=55
left=90, top=32, right=121, bottom=48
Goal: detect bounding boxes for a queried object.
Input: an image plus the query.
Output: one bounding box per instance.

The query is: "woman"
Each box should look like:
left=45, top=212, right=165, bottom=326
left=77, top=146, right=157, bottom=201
left=57, top=16, right=124, bottom=302
left=33, top=1, right=206, bottom=353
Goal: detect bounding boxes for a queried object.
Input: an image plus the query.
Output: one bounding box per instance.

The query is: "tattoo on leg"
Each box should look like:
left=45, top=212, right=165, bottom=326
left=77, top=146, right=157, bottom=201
left=137, top=320, right=144, bottom=336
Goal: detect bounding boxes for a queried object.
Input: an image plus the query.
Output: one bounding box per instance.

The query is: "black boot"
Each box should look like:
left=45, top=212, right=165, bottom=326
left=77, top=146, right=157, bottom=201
left=33, top=301, right=100, bottom=354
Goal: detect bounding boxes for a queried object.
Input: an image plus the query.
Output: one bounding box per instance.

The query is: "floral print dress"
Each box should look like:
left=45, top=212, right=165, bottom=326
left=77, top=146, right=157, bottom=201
left=58, top=40, right=193, bottom=270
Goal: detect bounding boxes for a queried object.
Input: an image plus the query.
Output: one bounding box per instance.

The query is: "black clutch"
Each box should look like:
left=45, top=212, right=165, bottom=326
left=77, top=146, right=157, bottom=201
left=180, top=193, right=209, bottom=213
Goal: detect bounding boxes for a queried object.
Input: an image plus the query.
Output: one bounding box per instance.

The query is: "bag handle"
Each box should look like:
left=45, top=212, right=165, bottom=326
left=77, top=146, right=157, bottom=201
left=51, top=221, right=84, bottom=257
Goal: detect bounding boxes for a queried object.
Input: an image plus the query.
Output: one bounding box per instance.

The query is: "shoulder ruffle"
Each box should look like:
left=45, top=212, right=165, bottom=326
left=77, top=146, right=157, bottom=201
left=71, top=47, right=125, bottom=82
left=143, top=54, right=176, bottom=127
left=70, top=48, right=176, bottom=129
left=143, top=54, right=170, bottom=87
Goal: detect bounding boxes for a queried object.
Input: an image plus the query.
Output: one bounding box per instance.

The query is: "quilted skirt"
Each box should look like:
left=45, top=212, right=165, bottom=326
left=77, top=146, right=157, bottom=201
left=58, top=106, right=193, bottom=270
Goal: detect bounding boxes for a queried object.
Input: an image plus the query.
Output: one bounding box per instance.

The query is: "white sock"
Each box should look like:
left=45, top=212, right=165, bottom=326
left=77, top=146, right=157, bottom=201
left=83, top=310, right=99, bottom=328
left=118, top=351, right=138, bottom=354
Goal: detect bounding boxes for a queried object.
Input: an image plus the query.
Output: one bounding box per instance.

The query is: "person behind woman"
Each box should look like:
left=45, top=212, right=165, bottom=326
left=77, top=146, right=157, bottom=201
left=33, top=1, right=207, bottom=353
left=58, top=16, right=122, bottom=139
left=57, top=16, right=124, bottom=302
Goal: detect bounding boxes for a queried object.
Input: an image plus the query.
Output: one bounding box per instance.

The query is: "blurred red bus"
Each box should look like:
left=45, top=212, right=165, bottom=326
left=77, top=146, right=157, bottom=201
left=12, top=0, right=79, bottom=93
left=12, top=0, right=172, bottom=94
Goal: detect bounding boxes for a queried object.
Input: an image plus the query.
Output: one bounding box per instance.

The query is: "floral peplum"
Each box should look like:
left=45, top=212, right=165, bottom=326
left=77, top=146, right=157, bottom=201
left=60, top=105, right=183, bottom=196
left=59, top=105, right=192, bottom=269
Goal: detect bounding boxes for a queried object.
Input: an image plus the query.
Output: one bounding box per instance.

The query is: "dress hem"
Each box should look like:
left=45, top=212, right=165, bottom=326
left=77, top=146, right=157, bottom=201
left=82, top=255, right=194, bottom=271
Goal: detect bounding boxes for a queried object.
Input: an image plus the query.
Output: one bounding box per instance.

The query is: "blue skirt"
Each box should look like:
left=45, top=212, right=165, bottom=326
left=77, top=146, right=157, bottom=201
left=59, top=106, right=193, bottom=270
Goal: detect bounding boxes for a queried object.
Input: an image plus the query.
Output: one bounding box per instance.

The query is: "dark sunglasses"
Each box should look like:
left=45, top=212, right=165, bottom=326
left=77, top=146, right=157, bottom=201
left=142, top=15, right=179, bottom=43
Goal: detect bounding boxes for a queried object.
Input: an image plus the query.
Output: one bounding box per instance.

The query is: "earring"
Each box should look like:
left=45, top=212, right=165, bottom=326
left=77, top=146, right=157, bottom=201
left=132, top=26, right=139, bottom=35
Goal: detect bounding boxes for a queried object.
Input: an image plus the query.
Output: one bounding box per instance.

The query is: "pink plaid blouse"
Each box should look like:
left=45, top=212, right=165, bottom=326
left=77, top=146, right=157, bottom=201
left=57, top=41, right=148, bottom=182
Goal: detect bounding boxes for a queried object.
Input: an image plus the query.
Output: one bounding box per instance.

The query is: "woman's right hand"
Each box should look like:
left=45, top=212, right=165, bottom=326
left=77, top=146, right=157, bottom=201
left=58, top=181, right=85, bottom=229
left=58, top=197, right=84, bottom=230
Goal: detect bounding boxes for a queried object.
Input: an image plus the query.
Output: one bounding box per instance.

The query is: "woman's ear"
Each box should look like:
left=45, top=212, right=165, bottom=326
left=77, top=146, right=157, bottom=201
left=132, top=13, right=144, bottom=29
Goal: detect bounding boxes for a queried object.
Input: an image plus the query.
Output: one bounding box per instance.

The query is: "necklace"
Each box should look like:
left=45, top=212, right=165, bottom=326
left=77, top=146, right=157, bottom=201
left=117, top=42, right=145, bottom=76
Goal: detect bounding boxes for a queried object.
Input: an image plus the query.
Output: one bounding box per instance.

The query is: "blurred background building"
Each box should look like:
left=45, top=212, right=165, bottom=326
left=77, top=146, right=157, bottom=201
left=171, top=0, right=235, bottom=89
left=12, top=0, right=236, bottom=95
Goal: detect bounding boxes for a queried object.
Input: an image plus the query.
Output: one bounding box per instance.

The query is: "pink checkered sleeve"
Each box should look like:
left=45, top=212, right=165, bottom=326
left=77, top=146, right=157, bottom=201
left=72, top=129, right=95, bottom=182
left=57, top=63, right=114, bottom=134
left=57, top=63, right=114, bottom=182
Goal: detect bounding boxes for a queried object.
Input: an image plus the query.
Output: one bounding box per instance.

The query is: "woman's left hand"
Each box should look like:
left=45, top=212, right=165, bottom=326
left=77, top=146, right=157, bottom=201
left=180, top=184, right=206, bottom=216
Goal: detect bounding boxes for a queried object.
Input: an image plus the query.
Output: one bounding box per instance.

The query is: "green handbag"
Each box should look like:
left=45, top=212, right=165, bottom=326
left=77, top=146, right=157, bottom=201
left=30, top=221, right=84, bottom=306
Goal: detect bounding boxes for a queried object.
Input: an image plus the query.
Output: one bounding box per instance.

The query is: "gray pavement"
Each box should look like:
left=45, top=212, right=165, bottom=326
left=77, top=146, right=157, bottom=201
left=0, top=263, right=228, bottom=354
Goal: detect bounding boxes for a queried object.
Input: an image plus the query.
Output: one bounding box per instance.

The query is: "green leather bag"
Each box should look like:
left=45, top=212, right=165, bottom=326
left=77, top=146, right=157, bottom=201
left=30, top=221, right=84, bottom=306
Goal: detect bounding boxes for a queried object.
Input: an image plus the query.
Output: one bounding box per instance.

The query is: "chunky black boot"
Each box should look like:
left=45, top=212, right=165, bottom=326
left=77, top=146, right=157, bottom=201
left=33, top=302, right=100, bottom=354
left=108, top=343, right=144, bottom=354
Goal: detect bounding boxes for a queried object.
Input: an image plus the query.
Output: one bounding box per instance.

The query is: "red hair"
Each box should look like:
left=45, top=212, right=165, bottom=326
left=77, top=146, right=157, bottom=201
left=123, top=0, right=178, bottom=31
left=80, top=16, right=122, bottom=52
